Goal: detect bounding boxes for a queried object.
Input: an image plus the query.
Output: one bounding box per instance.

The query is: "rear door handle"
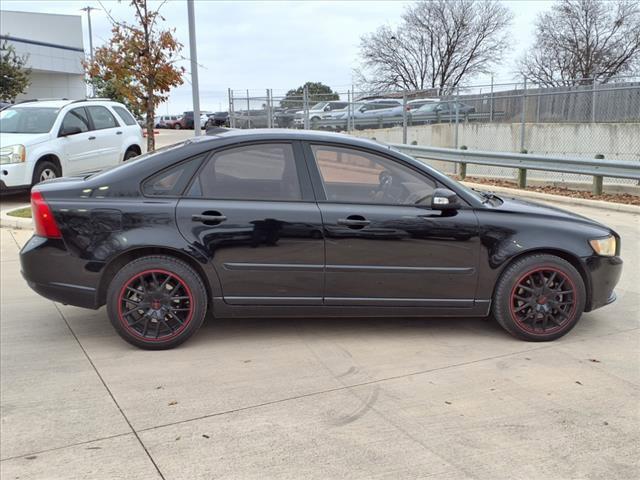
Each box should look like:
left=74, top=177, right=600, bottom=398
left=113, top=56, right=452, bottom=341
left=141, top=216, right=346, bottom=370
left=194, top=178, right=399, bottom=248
left=88, top=136, right=96, bottom=140
left=192, top=213, right=227, bottom=224
left=337, top=216, right=370, bottom=228
left=116, top=131, right=123, bottom=135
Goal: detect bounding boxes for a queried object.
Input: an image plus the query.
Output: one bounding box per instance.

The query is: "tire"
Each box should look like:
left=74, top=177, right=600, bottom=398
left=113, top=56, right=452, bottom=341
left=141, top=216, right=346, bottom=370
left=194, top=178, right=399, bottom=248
left=492, top=254, right=586, bottom=341
left=123, top=149, right=139, bottom=161
left=174, top=123, right=181, bottom=130
left=32, top=160, right=61, bottom=186
left=106, top=255, right=208, bottom=350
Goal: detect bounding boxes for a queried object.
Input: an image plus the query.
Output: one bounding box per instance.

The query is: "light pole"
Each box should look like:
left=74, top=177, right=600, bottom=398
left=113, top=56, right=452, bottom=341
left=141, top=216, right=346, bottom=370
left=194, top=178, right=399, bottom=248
left=81, top=6, right=98, bottom=97
left=187, top=0, right=201, bottom=135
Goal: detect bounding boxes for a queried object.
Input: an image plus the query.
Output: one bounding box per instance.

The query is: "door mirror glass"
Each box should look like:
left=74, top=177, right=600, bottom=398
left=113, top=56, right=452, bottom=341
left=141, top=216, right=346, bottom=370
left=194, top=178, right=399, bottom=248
left=431, top=188, right=461, bottom=210
left=59, top=125, right=82, bottom=137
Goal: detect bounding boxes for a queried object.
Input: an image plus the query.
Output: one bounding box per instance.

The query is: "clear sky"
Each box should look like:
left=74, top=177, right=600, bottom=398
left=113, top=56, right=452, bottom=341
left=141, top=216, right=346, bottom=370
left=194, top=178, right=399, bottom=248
left=1, top=0, right=553, bottom=113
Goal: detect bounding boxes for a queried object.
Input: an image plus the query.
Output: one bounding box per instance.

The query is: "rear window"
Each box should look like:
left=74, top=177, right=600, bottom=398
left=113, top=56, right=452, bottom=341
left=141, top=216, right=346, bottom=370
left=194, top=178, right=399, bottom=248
left=142, top=155, right=204, bottom=196
left=113, top=106, right=137, bottom=126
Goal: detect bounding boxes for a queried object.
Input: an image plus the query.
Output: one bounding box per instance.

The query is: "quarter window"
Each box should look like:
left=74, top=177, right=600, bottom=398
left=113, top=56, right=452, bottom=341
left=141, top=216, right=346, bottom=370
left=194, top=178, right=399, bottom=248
left=190, top=144, right=302, bottom=201
left=143, top=155, right=204, bottom=196
left=310, top=144, right=437, bottom=206
left=87, top=106, right=119, bottom=130
left=60, top=107, right=90, bottom=133
left=113, top=106, right=137, bottom=126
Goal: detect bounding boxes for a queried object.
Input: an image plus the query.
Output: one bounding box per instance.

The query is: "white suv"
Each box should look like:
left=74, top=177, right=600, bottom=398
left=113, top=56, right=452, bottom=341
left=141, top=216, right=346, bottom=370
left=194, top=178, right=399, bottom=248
left=0, top=99, right=144, bottom=191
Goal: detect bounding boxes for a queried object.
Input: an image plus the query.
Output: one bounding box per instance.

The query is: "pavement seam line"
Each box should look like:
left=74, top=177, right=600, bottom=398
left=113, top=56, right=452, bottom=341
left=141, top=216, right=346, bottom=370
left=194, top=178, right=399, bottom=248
left=7, top=230, right=22, bottom=250
left=52, top=303, right=166, bottom=480
left=0, top=432, right=132, bottom=463
left=137, top=326, right=639, bottom=434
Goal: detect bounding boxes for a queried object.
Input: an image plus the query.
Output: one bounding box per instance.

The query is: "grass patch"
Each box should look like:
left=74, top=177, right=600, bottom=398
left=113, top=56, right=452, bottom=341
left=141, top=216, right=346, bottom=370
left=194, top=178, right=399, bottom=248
left=6, top=207, right=32, bottom=218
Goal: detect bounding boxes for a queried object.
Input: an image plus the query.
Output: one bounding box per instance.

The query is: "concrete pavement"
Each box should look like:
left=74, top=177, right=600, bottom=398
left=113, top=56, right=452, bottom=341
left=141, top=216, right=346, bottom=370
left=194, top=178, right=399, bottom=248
left=1, top=202, right=639, bottom=479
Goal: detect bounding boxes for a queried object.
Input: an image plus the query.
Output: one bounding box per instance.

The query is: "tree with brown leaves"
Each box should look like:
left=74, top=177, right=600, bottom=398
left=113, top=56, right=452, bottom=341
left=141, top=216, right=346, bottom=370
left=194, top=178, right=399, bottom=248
left=520, top=0, right=640, bottom=86
left=86, top=0, right=184, bottom=150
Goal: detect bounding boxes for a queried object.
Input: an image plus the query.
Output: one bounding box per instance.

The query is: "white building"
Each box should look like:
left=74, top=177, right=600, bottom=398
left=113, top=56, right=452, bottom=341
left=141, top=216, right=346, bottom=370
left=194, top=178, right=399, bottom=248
left=0, top=10, right=86, bottom=101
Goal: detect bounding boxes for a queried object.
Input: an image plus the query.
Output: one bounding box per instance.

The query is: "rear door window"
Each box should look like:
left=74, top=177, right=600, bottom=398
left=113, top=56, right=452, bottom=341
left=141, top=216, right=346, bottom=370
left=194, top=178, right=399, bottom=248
left=87, top=106, right=119, bottom=130
left=189, top=143, right=302, bottom=201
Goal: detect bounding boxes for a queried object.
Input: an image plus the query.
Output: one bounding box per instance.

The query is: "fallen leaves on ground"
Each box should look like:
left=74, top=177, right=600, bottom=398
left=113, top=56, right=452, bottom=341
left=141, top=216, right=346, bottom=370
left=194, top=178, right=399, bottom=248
left=462, top=177, right=640, bottom=206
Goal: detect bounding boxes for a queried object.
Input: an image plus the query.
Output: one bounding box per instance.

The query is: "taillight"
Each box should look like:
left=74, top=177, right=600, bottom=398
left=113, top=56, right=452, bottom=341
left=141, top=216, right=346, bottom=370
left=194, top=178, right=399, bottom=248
left=31, top=191, right=61, bottom=238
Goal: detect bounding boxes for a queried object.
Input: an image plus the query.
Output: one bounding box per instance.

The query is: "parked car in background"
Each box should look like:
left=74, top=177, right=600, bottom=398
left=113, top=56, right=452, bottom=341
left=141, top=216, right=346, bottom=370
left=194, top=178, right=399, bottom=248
left=233, top=109, right=271, bottom=129
left=406, top=98, right=439, bottom=111
left=156, top=115, right=182, bottom=129
left=21, top=129, right=622, bottom=349
left=178, top=111, right=195, bottom=129
left=411, top=101, right=476, bottom=124
left=0, top=99, right=144, bottom=191
left=204, top=112, right=229, bottom=129
left=274, top=108, right=299, bottom=128
left=294, top=101, right=349, bottom=126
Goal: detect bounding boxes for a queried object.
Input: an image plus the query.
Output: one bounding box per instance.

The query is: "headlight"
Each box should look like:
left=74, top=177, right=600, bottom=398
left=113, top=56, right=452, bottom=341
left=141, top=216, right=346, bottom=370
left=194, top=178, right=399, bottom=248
left=0, top=144, right=26, bottom=165
left=589, top=235, right=616, bottom=256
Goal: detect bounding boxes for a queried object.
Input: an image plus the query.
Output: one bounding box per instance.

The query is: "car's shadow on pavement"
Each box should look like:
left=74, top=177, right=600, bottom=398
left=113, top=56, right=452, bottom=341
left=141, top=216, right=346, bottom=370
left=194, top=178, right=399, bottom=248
left=190, top=314, right=509, bottom=344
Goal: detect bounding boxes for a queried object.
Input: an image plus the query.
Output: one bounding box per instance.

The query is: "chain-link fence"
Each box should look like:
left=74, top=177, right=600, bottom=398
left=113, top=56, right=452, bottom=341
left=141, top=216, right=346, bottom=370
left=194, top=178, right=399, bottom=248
left=227, top=78, right=640, bottom=188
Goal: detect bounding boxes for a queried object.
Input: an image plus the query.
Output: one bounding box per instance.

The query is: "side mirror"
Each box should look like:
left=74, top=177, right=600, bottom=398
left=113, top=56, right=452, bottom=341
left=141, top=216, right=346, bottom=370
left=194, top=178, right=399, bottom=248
left=59, top=125, right=82, bottom=137
left=324, top=105, right=330, bottom=111
left=431, top=188, right=461, bottom=210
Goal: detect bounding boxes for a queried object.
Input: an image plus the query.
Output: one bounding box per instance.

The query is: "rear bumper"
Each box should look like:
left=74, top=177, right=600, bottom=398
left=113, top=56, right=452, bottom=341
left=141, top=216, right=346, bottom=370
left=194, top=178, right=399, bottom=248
left=584, top=255, right=623, bottom=312
left=20, top=235, right=101, bottom=309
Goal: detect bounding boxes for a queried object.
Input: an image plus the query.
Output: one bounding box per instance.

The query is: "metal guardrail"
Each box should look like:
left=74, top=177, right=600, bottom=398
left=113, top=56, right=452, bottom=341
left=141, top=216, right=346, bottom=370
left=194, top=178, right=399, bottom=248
left=389, top=143, right=640, bottom=193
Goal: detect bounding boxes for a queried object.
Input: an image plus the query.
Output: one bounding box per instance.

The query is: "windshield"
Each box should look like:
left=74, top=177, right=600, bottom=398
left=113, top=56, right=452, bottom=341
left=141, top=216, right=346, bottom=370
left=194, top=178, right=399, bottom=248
left=310, top=102, right=327, bottom=111
left=0, top=107, right=59, bottom=134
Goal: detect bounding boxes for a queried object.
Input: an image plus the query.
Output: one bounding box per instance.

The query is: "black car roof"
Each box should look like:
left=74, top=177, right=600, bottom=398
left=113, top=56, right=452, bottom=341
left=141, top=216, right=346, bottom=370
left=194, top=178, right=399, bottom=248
left=200, top=128, right=385, bottom=148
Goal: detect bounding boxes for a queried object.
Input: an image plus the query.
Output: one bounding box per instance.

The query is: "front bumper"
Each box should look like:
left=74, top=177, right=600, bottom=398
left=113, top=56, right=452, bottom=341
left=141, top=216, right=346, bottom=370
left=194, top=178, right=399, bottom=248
left=584, top=255, right=623, bottom=311
left=1, top=162, right=31, bottom=189
left=20, top=235, right=101, bottom=309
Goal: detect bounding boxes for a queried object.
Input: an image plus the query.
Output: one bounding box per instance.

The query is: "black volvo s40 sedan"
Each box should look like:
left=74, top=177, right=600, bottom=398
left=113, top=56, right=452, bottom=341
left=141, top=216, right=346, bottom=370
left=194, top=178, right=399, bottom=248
left=20, top=130, right=623, bottom=349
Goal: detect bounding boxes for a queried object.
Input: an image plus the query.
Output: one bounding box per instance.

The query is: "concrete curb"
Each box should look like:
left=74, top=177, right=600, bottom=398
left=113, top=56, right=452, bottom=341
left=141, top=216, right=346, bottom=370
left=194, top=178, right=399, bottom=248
left=0, top=207, right=33, bottom=231
left=462, top=182, right=640, bottom=214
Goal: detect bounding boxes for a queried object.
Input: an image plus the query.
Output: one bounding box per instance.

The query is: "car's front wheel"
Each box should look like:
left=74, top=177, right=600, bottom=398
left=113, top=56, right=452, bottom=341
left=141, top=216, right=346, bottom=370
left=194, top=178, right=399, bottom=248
left=492, top=254, right=586, bottom=341
left=106, top=255, right=207, bottom=349
left=174, top=123, right=181, bottom=129
left=32, top=160, right=60, bottom=186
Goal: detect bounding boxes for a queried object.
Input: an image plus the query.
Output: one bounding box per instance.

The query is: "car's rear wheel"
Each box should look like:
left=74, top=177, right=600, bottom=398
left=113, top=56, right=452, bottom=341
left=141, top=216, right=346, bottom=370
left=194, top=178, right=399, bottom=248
left=106, top=256, right=207, bottom=349
left=492, top=254, right=585, bottom=341
left=32, top=160, right=60, bottom=186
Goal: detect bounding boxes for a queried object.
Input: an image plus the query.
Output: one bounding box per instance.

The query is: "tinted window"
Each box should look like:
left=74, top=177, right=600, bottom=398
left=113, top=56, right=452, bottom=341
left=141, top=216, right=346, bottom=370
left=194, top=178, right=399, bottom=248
left=113, top=106, right=137, bottom=126
left=60, top=107, right=90, bottom=133
left=311, top=145, right=436, bottom=206
left=191, top=144, right=301, bottom=201
left=87, top=106, right=119, bottom=130
left=143, top=155, right=204, bottom=196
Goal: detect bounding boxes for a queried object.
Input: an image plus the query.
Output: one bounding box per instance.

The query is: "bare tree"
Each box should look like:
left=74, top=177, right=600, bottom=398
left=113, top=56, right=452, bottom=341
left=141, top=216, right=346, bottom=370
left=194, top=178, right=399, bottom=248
left=357, top=0, right=512, bottom=95
left=520, top=0, right=640, bottom=86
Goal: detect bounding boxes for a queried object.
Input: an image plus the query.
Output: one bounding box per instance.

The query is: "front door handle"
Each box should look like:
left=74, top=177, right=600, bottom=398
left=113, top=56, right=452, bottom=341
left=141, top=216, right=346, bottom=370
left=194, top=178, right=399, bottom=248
left=192, top=212, right=227, bottom=225
left=88, top=136, right=96, bottom=140
left=116, top=131, right=123, bottom=135
left=337, top=216, right=370, bottom=229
